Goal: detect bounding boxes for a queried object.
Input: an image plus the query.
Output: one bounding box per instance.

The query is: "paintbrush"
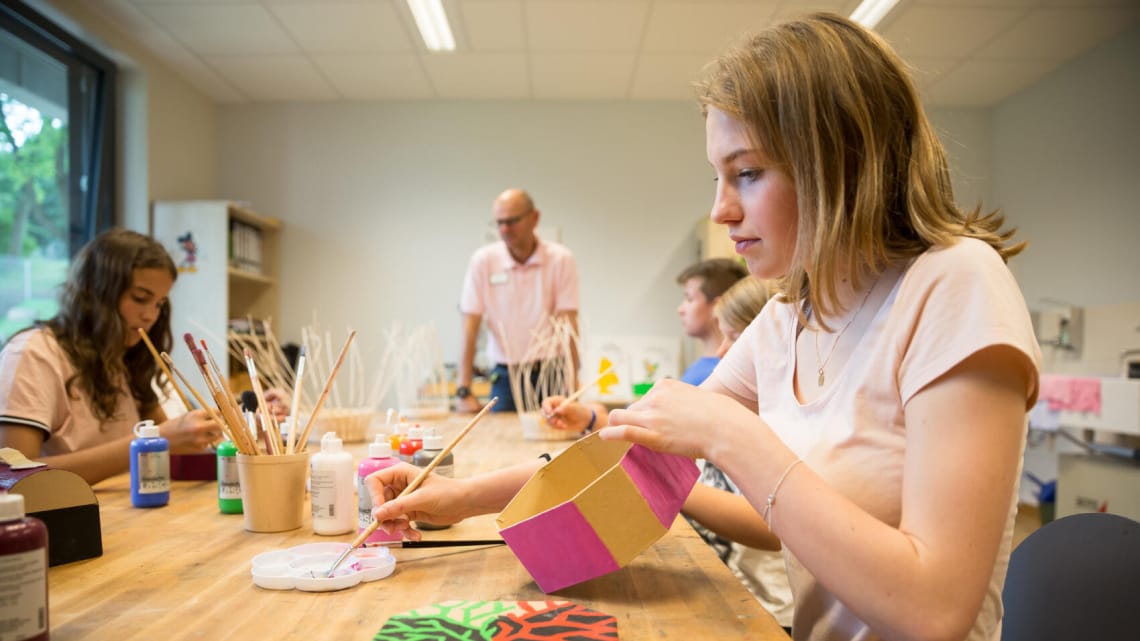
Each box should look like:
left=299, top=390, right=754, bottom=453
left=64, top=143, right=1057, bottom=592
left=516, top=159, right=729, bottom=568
left=136, top=328, right=193, bottom=412
left=285, top=345, right=306, bottom=455
left=296, top=330, right=356, bottom=450
left=324, top=396, right=499, bottom=577
left=376, top=539, right=505, bottom=549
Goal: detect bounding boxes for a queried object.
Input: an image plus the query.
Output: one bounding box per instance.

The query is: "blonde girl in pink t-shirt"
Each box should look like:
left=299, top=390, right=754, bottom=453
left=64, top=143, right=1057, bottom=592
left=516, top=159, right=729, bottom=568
left=365, top=13, right=1040, bottom=641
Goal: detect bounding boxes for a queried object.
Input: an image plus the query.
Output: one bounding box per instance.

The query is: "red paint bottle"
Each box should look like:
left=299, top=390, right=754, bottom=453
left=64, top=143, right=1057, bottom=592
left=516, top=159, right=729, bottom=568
left=398, top=425, right=424, bottom=463
left=0, top=493, right=49, bottom=641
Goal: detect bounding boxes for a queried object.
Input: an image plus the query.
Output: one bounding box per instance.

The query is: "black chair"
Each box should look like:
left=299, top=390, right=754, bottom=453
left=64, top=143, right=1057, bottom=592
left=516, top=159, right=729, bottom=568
left=1001, top=511, right=1140, bottom=640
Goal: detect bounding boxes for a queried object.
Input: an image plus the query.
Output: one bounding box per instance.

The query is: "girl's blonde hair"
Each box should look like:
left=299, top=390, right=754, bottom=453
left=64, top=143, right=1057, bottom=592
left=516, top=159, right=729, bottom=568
left=714, top=277, right=773, bottom=335
left=696, top=12, right=1023, bottom=326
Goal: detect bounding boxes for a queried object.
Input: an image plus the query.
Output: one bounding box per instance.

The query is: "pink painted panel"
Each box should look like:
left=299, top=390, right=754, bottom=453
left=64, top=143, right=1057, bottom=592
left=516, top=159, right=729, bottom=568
left=500, top=501, right=619, bottom=593
left=620, top=445, right=699, bottom=528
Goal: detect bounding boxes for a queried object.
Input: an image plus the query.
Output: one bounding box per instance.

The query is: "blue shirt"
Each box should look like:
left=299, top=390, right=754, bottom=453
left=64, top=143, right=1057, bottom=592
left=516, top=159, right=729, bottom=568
left=680, top=356, right=720, bottom=386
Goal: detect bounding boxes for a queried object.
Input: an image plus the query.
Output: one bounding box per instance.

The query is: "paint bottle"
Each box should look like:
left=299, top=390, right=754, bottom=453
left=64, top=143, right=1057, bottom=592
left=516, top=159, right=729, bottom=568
left=0, top=493, right=49, bottom=641
left=388, top=415, right=409, bottom=452
left=411, top=430, right=453, bottom=530
left=398, top=425, right=425, bottom=463
left=311, top=432, right=355, bottom=535
left=216, top=440, right=242, bottom=514
left=357, top=437, right=402, bottom=543
left=130, top=419, right=170, bottom=508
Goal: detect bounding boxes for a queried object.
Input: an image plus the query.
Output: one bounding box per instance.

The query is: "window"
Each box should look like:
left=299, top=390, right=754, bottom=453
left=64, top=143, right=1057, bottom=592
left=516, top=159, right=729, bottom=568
left=0, top=1, right=116, bottom=342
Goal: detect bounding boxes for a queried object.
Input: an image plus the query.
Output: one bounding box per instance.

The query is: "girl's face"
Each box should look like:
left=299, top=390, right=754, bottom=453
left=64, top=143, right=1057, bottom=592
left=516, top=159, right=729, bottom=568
left=119, top=268, right=174, bottom=347
left=706, top=107, right=799, bottom=279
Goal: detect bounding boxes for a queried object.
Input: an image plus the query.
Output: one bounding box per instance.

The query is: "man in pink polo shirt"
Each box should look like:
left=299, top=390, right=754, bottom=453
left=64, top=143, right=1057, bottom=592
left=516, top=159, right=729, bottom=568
left=456, top=188, right=580, bottom=413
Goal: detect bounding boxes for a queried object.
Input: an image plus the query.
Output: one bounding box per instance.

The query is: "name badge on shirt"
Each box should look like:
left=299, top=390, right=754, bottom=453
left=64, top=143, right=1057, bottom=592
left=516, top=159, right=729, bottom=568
left=489, top=272, right=509, bottom=286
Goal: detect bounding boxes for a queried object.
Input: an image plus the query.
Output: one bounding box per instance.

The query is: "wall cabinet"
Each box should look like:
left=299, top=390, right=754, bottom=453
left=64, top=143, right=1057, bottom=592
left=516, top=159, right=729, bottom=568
left=151, top=201, right=281, bottom=386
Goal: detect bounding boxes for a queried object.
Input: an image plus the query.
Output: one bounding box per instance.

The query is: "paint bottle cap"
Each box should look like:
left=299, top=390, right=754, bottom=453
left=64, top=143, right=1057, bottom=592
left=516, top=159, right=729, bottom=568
left=0, top=493, right=25, bottom=521
left=133, top=419, right=160, bottom=438
left=422, top=433, right=444, bottom=450
left=320, top=431, right=343, bottom=453
left=369, top=440, right=393, bottom=458
left=407, top=426, right=424, bottom=439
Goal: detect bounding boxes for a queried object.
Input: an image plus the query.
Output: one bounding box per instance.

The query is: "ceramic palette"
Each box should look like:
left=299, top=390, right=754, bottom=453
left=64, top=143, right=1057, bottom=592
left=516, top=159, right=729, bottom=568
left=250, top=541, right=396, bottom=592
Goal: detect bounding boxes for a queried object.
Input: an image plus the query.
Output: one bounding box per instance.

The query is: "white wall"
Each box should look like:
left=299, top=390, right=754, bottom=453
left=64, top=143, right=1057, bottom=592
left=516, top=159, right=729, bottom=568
left=216, top=101, right=714, bottom=363
left=992, top=24, right=1140, bottom=311
left=217, top=101, right=991, bottom=371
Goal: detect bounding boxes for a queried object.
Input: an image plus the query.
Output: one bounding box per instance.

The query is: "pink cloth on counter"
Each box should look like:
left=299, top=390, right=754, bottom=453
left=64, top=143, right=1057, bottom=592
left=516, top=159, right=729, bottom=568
left=1039, top=375, right=1102, bottom=414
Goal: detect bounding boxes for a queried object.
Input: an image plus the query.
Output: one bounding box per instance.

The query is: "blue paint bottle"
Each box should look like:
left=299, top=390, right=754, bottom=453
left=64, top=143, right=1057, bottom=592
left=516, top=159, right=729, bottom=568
left=130, top=419, right=170, bottom=508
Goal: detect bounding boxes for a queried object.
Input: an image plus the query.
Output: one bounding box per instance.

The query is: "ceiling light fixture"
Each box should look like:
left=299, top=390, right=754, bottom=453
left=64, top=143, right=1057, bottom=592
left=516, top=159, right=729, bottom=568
left=407, top=0, right=456, bottom=52
left=849, top=0, right=901, bottom=29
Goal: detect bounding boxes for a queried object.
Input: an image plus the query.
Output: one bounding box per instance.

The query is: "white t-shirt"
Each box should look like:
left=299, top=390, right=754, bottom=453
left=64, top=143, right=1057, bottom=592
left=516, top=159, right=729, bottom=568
left=713, top=237, right=1041, bottom=641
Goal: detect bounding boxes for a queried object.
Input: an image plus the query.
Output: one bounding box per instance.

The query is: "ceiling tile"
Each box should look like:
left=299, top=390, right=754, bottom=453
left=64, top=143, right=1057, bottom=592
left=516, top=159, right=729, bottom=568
left=137, top=4, right=299, bottom=55
left=526, top=1, right=650, bottom=52
left=974, top=7, right=1140, bottom=60
left=922, top=58, right=1056, bottom=106
left=772, top=1, right=860, bottom=21
left=629, top=53, right=710, bottom=100
left=461, top=0, right=527, bottom=51
left=420, top=53, right=529, bottom=99
left=905, top=56, right=962, bottom=90
left=204, top=55, right=339, bottom=101
left=642, top=2, right=779, bottom=53
left=531, top=53, right=636, bottom=99
left=881, top=5, right=1026, bottom=59
left=310, top=54, right=435, bottom=99
left=268, top=2, right=415, bottom=53
left=913, top=0, right=1040, bottom=7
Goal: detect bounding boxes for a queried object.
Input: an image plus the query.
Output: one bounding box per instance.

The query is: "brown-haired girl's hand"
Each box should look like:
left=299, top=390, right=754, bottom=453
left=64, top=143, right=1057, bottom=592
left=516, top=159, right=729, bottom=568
left=540, top=396, right=593, bottom=432
left=261, top=387, right=291, bottom=422
left=160, top=409, right=219, bottom=452
left=366, top=463, right=471, bottom=540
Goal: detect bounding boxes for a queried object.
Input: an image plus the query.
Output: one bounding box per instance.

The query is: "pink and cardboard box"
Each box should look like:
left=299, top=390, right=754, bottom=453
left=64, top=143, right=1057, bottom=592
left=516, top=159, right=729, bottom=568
left=496, top=432, right=698, bottom=593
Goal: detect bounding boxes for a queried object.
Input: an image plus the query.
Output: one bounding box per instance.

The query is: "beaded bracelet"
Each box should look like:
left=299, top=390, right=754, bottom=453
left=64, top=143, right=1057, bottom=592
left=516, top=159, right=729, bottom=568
left=762, top=458, right=803, bottom=532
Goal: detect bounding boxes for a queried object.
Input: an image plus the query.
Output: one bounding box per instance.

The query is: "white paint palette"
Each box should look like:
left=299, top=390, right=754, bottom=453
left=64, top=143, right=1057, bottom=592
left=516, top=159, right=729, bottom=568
left=250, top=542, right=396, bottom=592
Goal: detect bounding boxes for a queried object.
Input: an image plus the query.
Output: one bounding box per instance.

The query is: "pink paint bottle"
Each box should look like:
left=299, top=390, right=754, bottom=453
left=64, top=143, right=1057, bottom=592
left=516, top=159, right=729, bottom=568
left=357, top=437, right=401, bottom=543
left=0, top=493, right=49, bottom=641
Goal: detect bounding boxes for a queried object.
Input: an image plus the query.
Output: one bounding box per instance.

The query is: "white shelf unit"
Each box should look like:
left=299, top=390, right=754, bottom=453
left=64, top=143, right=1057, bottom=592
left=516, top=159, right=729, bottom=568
left=150, top=201, right=281, bottom=385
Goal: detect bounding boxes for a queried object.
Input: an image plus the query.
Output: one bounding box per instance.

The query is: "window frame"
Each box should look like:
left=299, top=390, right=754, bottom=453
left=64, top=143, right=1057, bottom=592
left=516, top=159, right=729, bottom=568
left=1, top=0, right=117, bottom=256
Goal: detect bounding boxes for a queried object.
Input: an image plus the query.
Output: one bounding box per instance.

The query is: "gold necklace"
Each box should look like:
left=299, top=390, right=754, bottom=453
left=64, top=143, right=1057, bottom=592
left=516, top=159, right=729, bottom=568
left=812, top=276, right=879, bottom=387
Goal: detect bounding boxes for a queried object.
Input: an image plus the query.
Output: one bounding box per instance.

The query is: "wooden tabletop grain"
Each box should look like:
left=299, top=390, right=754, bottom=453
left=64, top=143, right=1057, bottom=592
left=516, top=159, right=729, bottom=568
left=48, top=413, right=790, bottom=640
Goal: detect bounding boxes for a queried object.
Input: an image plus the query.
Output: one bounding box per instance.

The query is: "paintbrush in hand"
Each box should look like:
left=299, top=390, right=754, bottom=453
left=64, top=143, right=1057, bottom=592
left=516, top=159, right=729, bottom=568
left=324, top=396, right=499, bottom=577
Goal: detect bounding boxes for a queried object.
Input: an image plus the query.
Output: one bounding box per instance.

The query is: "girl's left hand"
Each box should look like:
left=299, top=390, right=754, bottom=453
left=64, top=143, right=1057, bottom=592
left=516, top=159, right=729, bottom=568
left=602, top=378, right=761, bottom=460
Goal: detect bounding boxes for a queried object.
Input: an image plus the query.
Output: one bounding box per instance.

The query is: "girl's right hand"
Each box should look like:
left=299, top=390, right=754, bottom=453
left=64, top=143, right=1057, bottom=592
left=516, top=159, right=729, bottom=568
left=160, top=409, right=218, bottom=452
left=366, top=463, right=470, bottom=541
left=540, top=396, right=593, bottom=432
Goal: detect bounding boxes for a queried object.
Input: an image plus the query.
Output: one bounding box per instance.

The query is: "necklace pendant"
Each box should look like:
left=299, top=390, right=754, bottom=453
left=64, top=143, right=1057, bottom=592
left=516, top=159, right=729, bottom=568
left=818, top=369, right=825, bottom=387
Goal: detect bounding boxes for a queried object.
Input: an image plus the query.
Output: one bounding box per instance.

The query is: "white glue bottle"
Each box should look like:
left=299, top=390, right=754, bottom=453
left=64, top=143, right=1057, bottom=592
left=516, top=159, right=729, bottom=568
left=0, top=493, right=48, bottom=641
left=310, top=431, right=355, bottom=535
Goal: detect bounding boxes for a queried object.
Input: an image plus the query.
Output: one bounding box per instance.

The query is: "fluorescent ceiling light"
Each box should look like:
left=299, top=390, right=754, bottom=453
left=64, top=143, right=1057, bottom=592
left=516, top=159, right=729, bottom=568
left=849, top=0, right=901, bottom=29
left=407, top=0, right=456, bottom=52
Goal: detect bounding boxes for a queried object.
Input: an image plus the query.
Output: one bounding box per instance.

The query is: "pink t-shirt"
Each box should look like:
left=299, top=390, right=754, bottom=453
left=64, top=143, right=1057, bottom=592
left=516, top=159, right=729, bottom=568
left=459, top=238, right=579, bottom=364
left=0, top=328, right=139, bottom=456
left=713, top=238, right=1041, bottom=641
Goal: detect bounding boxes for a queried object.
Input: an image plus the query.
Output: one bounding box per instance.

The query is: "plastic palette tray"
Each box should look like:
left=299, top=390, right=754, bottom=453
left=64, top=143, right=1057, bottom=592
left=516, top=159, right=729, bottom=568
left=250, top=542, right=396, bottom=592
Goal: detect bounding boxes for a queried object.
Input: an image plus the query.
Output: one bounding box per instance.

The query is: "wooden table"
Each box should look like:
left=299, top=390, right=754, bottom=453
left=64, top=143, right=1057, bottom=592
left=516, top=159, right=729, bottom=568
left=48, top=413, right=789, bottom=640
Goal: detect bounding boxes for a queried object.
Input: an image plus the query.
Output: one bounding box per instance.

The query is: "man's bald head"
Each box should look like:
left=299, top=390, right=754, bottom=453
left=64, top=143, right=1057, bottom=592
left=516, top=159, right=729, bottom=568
left=493, top=188, right=540, bottom=262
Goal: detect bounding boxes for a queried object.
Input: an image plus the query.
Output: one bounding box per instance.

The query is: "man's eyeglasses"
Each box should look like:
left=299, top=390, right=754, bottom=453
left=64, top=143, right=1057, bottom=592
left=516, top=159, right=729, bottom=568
left=495, top=210, right=534, bottom=227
